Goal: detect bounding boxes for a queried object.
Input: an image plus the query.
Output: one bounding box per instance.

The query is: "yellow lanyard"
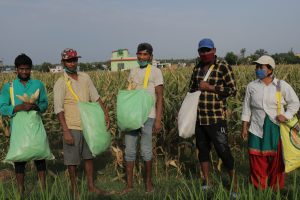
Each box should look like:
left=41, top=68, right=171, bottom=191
left=9, top=82, right=15, bottom=106
left=65, top=79, right=80, bottom=102
left=143, top=64, right=152, bottom=89
left=276, top=81, right=281, bottom=115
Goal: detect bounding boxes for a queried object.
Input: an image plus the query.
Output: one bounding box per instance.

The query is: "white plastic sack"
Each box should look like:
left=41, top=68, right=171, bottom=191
left=178, top=91, right=200, bottom=138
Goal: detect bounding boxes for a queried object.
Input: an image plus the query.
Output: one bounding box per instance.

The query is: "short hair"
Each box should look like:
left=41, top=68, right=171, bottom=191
left=14, top=53, right=33, bottom=68
left=137, top=43, right=153, bottom=55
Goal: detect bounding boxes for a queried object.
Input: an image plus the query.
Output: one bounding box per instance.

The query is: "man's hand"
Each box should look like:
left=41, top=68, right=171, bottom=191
left=276, top=114, right=288, bottom=123
left=152, top=119, right=162, bottom=134
left=14, top=103, right=36, bottom=112
left=63, top=130, right=74, bottom=145
left=105, top=114, right=110, bottom=130
left=199, top=81, right=215, bottom=92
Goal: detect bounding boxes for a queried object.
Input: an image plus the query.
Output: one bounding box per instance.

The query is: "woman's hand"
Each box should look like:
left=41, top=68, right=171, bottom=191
left=276, top=114, right=288, bottom=123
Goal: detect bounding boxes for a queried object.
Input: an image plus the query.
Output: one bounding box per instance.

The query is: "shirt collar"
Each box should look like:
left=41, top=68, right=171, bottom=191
left=256, top=77, right=278, bottom=86
left=64, top=71, right=81, bottom=81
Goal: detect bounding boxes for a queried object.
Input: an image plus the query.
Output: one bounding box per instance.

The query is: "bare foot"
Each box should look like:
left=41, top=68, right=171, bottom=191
left=146, top=182, right=154, bottom=193
left=71, top=190, right=80, bottom=200
left=119, top=186, right=133, bottom=195
left=89, top=187, right=112, bottom=196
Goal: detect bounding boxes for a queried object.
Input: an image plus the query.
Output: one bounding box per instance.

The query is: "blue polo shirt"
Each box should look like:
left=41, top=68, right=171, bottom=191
left=0, top=78, right=48, bottom=117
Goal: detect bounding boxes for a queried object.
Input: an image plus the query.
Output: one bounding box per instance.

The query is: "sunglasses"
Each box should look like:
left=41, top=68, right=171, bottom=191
left=64, top=58, right=78, bottom=63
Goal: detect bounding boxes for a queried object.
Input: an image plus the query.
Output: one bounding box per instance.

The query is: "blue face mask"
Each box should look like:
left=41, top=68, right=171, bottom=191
left=256, top=69, right=267, bottom=80
left=137, top=60, right=148, bottom=67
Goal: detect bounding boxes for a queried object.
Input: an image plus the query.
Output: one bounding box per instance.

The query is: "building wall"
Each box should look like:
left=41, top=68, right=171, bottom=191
left=111, top=60, right=138, bottom=71
left=110, top=49, right=138, bottom=71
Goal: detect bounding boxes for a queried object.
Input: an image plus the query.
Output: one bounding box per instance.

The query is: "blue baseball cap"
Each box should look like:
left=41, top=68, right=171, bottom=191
left=198, top=38, right=214, bottom=49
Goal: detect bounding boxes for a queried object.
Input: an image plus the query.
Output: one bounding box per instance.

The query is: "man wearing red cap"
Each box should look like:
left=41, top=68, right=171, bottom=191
left=53, top=48, right=110, bottom=196
left=189, top=38, right=237, bottom=194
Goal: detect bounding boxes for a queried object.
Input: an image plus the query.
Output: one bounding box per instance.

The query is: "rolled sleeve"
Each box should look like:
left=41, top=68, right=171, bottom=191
left=154, top=68, right=164, bottom=87
left=53, top=78, right=65, bottom=114
left=241, top=85, right=251, bottom=122
left=282, top=81, right=300, bottom=119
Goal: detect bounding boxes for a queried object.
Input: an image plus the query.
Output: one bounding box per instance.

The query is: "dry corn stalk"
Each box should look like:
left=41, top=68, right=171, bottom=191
left=127, top=77, right=136, bottom=90
left=165, top=159, right=183, bottom=178
left=111, top=146, right=124, bottom=181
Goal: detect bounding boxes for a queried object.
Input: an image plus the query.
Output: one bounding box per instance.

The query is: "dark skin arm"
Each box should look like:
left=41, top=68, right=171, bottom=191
left=57, top=112, right=74, bottom=145
left=153, top=85, right=163, bottom=134
left=97, top=98, right=110, bottom=130
left=241, top=121, right=250, bottom=141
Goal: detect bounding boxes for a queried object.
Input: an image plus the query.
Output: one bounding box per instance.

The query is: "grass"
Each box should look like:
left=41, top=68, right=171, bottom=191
left=1, top=149, right=300, bottom=200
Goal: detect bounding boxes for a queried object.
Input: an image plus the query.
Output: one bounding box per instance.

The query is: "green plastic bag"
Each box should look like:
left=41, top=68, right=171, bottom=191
left=5, top=111, right=53, bottom=162
left=117, top=90, right=154, bottom=131
left=78, top=102, right=111, bottom=156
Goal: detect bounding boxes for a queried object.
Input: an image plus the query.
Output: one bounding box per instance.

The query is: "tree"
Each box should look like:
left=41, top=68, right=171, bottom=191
left=240, top=48, right=246, bottom=58
left=254, top=49, right=268, bottom=57
left=39, top=62, right=51, bottom=72
left=225, top=52, right=238, bottom=65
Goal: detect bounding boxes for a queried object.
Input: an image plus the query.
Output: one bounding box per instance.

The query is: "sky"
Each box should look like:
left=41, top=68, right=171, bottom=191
left=0, top=0, right=300, bottom=65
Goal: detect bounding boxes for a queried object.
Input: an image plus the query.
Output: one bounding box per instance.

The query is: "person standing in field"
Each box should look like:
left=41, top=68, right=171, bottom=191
left=53, top=48, right=110, bottom=197
left=0, top=54, right=48, bottom=196
left=120, top=43, right=164, bottom=194
left=241, top=55, right=299, bottom=190
left=189, top=38, right=237, bottom=192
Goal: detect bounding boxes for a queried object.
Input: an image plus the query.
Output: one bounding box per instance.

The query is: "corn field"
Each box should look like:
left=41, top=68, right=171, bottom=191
left=0, top=65, right=300, bottom=199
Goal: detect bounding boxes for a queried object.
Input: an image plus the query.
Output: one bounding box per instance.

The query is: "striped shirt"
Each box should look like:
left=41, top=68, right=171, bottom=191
left=189, top=58, right=237, bottom=125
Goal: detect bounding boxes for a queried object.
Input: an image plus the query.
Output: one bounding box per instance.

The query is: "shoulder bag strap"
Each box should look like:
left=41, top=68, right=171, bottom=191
left=65, top=78, right=80, bottom=102
left=143, top=64, right=152, bottom=89
left=276, top=80, right=281, bottom=115
left=9, top=82, right=15, bottom=106
left=203, top=64, right=215, bottom=82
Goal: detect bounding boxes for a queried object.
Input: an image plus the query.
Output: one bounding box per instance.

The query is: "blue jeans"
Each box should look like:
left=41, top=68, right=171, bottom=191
left=125, top=118, right=154, bottom=162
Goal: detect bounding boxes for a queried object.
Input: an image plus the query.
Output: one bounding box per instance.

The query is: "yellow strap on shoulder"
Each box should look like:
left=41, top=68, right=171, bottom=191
left=65, top=79, right=79, bottom=102
left=143, top=64, right=152, bottom=89
left=276, top=80, right=281, bottom=115
left=9, top=82, right=15, bottom=106
left=276, top=90, right=281, bottom=115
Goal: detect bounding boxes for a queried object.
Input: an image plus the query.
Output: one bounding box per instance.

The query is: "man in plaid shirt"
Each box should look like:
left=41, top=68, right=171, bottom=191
left=189, top=38, right=237, bottom=191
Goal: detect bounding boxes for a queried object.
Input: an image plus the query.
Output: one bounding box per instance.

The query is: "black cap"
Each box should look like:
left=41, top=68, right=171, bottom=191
left=137, top=43, right=153, bottom=55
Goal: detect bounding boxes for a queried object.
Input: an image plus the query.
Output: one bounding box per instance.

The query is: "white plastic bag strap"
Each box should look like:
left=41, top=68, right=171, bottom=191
left=203, top=64, right=214, bottom=82
left=198, top=64, right=214, bottom=96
